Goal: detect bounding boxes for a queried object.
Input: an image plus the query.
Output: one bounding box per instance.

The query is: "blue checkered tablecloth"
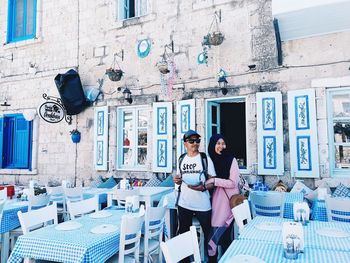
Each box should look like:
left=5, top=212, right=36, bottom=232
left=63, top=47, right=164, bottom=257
left=8, top=210, right=125, bottom=263
left=0, top=201, right=28, bottom=234
left=311, top=199, right=328, bottom=221
left=219, top=240, right=350, bottom=263
left=238, top=216, right=350, bottom=252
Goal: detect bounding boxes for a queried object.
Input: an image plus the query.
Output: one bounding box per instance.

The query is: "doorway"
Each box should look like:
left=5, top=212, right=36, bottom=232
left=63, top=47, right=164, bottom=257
left=207, top=98, right=247, bottom=170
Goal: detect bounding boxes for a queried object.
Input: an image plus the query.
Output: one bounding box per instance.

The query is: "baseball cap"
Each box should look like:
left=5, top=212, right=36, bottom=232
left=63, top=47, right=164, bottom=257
left=183, top=130, right=201, bottom=141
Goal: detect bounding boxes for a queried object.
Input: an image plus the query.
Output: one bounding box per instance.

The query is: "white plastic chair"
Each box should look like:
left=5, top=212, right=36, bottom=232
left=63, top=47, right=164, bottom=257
left=0, top=188, right=7, bottom=200
left=17, top=203, right=58, bottom=234
left=325, top=196, right=350, bottom=222
left=160, top=226, right=201, bottom=263
left=232, top=200, right=252, bottom=238
left=67, top=195, right=99, bottom=219
left=250, top=191, right=285, bottom=218
left=106, top=212, right=145, bottom=263
left=64, top=187, right=83, bottom=203
left=140, top=206, right=166, bottom=263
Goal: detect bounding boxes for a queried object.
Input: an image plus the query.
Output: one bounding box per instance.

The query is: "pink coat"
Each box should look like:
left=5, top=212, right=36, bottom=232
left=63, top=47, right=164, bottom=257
left=209, top=158, right=240, bottom=227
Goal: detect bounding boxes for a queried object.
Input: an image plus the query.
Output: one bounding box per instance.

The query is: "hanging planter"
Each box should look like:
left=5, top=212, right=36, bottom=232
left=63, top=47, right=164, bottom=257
left=202, top=11, right=225, bottom=47
left=70, top=129, right=81, bottom=143
left=105, top=68, right=123, bottom=82
left=157, top=61, right=170, bottom=74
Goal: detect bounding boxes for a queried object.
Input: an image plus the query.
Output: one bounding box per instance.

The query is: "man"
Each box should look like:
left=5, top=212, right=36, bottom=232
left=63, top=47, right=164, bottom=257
left=173, top=130, right=216, bottom=262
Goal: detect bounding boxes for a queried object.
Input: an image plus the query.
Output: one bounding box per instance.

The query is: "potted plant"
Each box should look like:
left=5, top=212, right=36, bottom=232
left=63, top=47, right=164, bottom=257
left=70, top=129, right=81, bottom=143
left=208, top=31, right=225, bottom=46
left=157, top=61, right=170, bottom=74
left=105, top=68, right=123, bottom=81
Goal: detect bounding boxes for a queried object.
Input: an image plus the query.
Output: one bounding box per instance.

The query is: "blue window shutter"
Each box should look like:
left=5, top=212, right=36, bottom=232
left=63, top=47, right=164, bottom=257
left=0, top=118, right=3, bottom=167
left=14, top=115, right=32, bottom=168
left=118, top=0, right=128, bottom=20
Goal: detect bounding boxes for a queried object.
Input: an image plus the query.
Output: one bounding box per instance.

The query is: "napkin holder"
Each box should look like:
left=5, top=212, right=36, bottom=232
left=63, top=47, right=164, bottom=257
left=120, top=179, right=129, bottom=190
left=293, top=202, right=310, bottom=225
left=282, top=221, right=304, bottom=259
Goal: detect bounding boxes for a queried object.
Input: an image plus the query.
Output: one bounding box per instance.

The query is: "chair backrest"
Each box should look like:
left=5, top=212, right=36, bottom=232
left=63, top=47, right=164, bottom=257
left=64, top=187, right=83, bottom=203
left=119, top=213, right=145, bottom=263
left=145, top=206, right=166, bottom=241
left=160, top=226, right=201, bottom=263
left=67, top=195, right=99, bottom=219
left=0, top=188, right=7, bottom=200
left=250, top=191, right=285, bottom=217
left=232, top=199, right=251, bottom=235
left=114, top=188, right=140, bottom=207
left=28, top=194, right=51, bottom=211
left=0, top=200, right=7, bottom=221
left=17, top=203, right=58, bottom=234
left=325, top=196, right=350, bottom=222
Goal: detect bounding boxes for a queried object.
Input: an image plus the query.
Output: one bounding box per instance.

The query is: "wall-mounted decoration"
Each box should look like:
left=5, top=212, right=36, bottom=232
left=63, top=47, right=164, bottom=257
left=94, top=106, right=109, bottom=171
left=38, top=93, right=72, bottom=124
left=197, top=48, right=208, bottom=65
left=158, top=41, right=177, bottom=96
left=137, top=39, right=151, bottom=58
left=288, top=89, right=319, bottom=178
left=70, top=129, right=81, bottom=143
left=176, top=99, right=196, bottom=159
left=257, top=92, right=284, bottom=175
left=153, top=102, right=173, bottom=173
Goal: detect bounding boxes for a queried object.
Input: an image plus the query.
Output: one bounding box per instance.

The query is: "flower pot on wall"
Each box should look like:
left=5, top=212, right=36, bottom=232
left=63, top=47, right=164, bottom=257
left=208, top=31, right=224, bottom=46
left=106, top=68, right=123, bottom=81
left=71, top=130, right=81, bottom=143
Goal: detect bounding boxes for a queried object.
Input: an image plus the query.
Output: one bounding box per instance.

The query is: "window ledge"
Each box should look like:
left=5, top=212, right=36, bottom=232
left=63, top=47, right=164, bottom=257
left=0, top=169, right=38, bottom=175
left=114, top=13, right=156, bottom=29
left=3, top=37, right=43, bottom=50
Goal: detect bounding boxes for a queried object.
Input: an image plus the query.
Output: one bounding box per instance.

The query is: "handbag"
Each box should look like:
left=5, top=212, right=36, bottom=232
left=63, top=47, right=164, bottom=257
left=224, top=189, right=246, bottom=209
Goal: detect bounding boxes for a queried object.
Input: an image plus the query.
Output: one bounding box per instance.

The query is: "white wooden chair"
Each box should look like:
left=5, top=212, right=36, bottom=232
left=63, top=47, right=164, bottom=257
left=64, top=187, right=84, bottom=203
left=67, top=195, right=99, bottom=219
left=140, top=206, right=166, bottom=263
left=106, top=211, right=145, bottom=263
left=46, top=186, right=67, bottom=221
left=232, top=200, right=252, bottom=238
left=0, top=188, right=7, bottom=200
left=10, top=194, right=51, bottom=249
left=250, top=191, right=285, bottom=218
left=113, top=188, right=140, bottom=207
left=160, top=226, right=201, bottom=263
left=17, top=203, right=58, bottom=234
left=325, top=196, right=350, bottom=222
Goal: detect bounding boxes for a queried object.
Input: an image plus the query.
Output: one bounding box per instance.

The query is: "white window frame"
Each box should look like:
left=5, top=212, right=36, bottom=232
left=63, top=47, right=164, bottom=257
left=116, top=105, right=150, bottom=171
left=327, top=87, right=350, bottom=178
left=117, top=0, right=150, bottom=21
left=205, top=96, right=251, bottom=175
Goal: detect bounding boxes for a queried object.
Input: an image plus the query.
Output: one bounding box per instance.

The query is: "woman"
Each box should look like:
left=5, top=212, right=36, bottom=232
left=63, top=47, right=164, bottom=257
left=205, top=134, right=241, bottom=258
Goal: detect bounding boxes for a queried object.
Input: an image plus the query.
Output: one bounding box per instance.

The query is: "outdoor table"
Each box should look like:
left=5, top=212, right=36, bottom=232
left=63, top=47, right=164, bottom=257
left=311, top=199, right=328, bottom=221
left=107, top=186, right=173, bottom=207
left=239, top=216, right=350, bottom=252
left=8, top=210, right=125, bottom=263
left=1, top=200, right=28, bottom=263
left=219, top=239, right=350, bottom=263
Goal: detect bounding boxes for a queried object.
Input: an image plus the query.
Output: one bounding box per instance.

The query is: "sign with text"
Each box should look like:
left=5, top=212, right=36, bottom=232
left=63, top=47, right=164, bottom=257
left=38, top=93, right=72, bottom=124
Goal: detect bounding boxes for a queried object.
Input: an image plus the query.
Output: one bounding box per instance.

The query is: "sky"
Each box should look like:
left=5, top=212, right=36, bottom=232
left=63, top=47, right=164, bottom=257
left=272, top=0, right=350, bottom=14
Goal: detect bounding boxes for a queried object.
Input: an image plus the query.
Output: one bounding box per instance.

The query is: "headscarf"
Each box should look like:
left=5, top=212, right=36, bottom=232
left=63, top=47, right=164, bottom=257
left=208, top=134, right=234, bottom=179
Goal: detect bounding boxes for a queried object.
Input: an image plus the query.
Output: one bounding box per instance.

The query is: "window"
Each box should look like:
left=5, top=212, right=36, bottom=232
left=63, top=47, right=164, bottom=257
left=117, top=106, right=150, bottom=170
left=118, top=0, right=148, bottom=20
left=0, top=114, right=32, bottom=169
left=327, top=88, right=350, bottom=177
left=7, top=0, right=37, bottom=43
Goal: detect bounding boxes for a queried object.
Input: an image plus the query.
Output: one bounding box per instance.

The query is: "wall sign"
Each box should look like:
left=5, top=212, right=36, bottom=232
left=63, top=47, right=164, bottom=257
left=137, top=39, right=151, bottom=58
left=38, top=94, right=72, bottom=124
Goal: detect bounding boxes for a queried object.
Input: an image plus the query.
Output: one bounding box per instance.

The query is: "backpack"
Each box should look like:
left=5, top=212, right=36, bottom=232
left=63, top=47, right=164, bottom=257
left=175, top=152, right=209, bottom=207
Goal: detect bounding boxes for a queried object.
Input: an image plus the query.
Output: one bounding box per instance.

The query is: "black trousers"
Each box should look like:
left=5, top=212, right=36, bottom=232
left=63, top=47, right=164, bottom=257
left=177, top=206, right=214, bottom=262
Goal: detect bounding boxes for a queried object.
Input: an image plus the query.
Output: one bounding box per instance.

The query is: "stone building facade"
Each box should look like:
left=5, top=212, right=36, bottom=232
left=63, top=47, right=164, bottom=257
left=0, top=0, right=349, bottom=188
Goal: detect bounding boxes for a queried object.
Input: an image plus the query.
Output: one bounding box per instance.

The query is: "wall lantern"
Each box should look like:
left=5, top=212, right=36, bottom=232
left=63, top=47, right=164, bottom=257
left=218, top=69, right=228, bottom=95
left=122, top=87, right=133, bottom=104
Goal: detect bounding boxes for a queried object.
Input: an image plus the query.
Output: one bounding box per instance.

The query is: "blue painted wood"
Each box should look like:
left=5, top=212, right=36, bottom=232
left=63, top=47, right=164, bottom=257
left=0, top=118, right=3, bottom=168
left=14, top=115, right=31, bottom=168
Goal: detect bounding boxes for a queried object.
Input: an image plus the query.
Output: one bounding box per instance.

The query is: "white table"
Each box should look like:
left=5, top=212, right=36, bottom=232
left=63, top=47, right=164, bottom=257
left=107, top=187, right=173, bottom=207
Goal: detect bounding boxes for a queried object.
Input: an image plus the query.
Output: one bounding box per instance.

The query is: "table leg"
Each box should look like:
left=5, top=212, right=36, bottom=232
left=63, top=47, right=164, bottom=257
left=1, top=232, right=10, bottom=263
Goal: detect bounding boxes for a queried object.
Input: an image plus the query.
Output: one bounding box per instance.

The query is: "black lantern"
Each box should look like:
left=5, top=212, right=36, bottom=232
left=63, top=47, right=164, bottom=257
left=123, top=87, right=132, bottom=104
left=218, top=69, right=228, bottom=95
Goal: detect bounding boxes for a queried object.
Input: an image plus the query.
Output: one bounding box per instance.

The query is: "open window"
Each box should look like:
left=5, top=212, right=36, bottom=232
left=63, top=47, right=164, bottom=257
left=117, top=0, right=148, bottom=20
